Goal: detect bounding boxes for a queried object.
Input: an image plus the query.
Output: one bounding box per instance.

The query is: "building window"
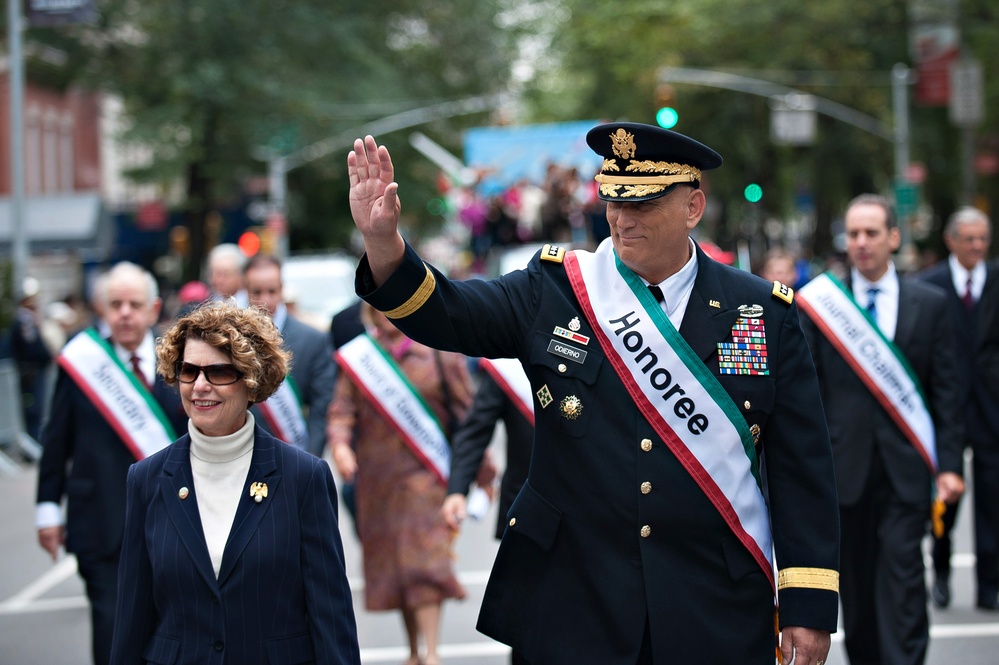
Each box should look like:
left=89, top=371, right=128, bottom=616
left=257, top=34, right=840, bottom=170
left=60, top=115, right=74, bottom=192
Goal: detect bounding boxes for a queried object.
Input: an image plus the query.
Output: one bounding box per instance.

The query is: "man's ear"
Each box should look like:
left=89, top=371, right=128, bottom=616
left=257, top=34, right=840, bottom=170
left=686, top=188, right=706, bottom=231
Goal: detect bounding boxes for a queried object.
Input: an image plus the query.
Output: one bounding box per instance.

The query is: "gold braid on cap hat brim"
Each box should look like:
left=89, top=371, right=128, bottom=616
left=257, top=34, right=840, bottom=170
left=594, top=159, right=702, bottom=198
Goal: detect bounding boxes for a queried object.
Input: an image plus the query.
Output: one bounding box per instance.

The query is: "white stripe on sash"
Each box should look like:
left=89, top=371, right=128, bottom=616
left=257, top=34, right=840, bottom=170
left=336, top=334, right=451, bottom=485
left=256, top=377, right=308, bottom=448
left=479, top=357, right=534, bottom=425
left=57, top=329, right=176, bottom=461
left=797, top=272, right=937, bottom=471
left=564, top=240, right=774, bottom=586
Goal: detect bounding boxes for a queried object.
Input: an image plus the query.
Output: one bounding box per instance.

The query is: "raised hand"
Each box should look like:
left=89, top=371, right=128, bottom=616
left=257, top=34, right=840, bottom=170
left=347, top=135, right=406, bottom=283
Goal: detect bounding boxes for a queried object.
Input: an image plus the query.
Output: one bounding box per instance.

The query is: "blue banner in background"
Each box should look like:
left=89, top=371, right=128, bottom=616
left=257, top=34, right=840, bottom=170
left=463, top=120, right=603, bottom=196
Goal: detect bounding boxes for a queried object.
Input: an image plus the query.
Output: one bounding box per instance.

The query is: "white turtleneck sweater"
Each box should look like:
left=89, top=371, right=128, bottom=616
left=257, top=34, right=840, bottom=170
left=189, top=412, right=256, bottom=578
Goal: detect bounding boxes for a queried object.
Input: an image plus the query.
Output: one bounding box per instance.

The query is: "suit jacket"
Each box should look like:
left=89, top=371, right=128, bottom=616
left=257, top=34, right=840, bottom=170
left=447, top=372, right=533, bottom=539
left=36, top=343, right=187, bottom=559
left=329, top=301, right=364, bottom=351
left=920, top=259, right=999, bottom=443
left=110, top=427, right=360, bottom=665
left=254, top=315, right=335, bottom=457
left=359, top=240, right=839, bottom=664
left=801, top=274, right=963, bottom=506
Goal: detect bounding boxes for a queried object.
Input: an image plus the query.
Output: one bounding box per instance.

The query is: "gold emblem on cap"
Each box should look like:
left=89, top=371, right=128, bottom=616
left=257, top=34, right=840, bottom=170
left=178, top=487, right=189, bottom=500
left=250, top=482, right=268, bottom=503
left=537, top=384, right=553, bottom=409
left=560, top=395, right=583, bottom=420
left=610, top=128, right=637, bottom=159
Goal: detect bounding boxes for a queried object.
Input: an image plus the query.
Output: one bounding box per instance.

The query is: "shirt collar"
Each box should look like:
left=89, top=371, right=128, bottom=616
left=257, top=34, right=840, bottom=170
left=852, top=262, right=897, bottom=299
left=272, top=303, right=288, bottom=331
left=948, top=253, right=985, bottom=283
left=647, top=237, right=698, bottom=317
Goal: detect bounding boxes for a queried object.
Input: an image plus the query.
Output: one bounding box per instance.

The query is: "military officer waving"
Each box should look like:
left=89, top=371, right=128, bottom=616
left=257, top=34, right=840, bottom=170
left=347, top=122, right=839, bottom=665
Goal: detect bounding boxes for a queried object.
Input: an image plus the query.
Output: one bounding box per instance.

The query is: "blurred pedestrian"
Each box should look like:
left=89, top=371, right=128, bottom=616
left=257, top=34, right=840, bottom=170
left=207, top=243, right=248, bottom=306
left=442, top=358, right=532, bottom=543
left=176, top=280, right=211, bottom=318
left=111, top=302, right=360, bottom=665
left=919, top=206, right=999, bottom=610
left=759, top=248, right=800, bottom=289
left=244, top=254, right=336, bottom=457
left=346, top=124, right=839, bottom=664
left=9, top=277, right=52, bottom=440
left=799, top=194, right=964, bottom=664
left=327, top=302, right=471, bottom=665
left=36, top=262, right=188, bottom=665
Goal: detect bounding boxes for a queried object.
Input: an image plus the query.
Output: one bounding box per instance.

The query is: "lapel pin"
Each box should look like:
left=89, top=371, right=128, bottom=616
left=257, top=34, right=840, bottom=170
left=709, top=300, right=721, bottom=308
left=178, top=487, right=189, bottom=500
left=250, top=482, right=268, bottom=503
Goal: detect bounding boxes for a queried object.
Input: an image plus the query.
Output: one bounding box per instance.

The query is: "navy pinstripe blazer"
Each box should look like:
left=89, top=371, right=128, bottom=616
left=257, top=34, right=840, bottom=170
left=110, top=426, right=360, bottom=665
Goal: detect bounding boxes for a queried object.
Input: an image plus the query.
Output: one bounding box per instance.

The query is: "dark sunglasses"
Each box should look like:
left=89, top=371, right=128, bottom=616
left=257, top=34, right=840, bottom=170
left=175, top=361, right=243, bottom=386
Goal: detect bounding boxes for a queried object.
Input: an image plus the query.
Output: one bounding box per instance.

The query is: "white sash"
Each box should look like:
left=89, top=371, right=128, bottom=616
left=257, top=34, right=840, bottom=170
left=797, top=272, right=937, bottom=471
left=479, top=357, right=534, bottom=425
left=256, top=376, right=308, bottom=448
left=336, top=334, right=451, bottom=485
left=564, top=240, right=774, bottom=585
left=57, top=329, right=176, bottom=461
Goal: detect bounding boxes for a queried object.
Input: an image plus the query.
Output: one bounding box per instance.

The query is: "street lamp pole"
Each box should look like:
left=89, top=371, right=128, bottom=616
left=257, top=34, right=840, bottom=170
left=7, top=0, right=28, bottom=293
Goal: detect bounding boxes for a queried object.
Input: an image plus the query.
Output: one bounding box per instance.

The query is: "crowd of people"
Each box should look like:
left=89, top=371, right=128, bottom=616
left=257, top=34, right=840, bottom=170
left=13, top=119, right=999, bottom=665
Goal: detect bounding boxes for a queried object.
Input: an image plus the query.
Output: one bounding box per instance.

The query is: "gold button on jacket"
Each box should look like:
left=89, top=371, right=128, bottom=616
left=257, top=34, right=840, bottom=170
left=641, top=482, right=652, bottom=495
left=640, top=525, right=651, bottom=538
left=640, top=438, right=653, bottom=452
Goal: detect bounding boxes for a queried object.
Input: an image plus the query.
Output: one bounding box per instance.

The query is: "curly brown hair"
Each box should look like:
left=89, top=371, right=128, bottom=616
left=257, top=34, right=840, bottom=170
left=156, top=301, right=291, bottom=403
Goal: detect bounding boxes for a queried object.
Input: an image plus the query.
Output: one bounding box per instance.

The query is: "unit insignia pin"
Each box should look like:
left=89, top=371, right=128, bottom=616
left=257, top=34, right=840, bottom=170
left=537, top=384, right=554, bottom=409
left=560, top=395, right=583, bottom=420
left=250, top=482, right=268, bottom=503
left=750, top=424, right=761, bottom=445
left=568, top=317, right=581, bottom=332
left=737, top=304, right=764, bottom=318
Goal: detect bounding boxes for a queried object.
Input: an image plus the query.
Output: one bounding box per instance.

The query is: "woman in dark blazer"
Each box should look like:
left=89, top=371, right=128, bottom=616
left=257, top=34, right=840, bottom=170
left=111, top=302, right=360, bottom=665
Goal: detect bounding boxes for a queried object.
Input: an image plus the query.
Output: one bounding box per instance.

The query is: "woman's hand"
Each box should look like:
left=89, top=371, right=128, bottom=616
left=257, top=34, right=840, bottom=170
left=331, top=445, right=358, bottom=483
left=441, top=494, right=467, bottom=532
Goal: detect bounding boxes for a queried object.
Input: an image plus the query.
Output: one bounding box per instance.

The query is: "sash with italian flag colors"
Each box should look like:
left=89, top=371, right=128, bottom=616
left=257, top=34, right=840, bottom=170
left=57, top=329, right=177, bottom=461
left=256, top=376, right=308, bottom=448
left=479, top=357, right=534, bottom=426
left=796, top=271, right=937, bottom=472
left=335, top=333, right=451, bottom=486
left=563, top=240, right=774, bottom=588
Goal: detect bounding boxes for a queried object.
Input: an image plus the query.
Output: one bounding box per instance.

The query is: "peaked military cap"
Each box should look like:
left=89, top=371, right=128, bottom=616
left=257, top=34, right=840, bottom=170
left=586, top=122, right=723, bottom=202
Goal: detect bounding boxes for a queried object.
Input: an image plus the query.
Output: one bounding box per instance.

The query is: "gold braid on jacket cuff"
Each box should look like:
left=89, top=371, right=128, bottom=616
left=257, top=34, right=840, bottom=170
left=382, top=264, right=436, bottom=320
left=777, top=567, right=839, bottom=592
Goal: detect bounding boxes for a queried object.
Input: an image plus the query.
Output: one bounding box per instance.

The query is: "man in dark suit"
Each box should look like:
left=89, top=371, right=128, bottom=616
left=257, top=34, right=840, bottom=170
left=800, top=194, right=965, bottom=665
left=921, top=206, right=999, bottom=610
left=346, top=124, right=840, bottom=664
left=244, top=254, right=336, bottom=458
left=36, top=262, right=187, bottom=665
left=442, top=367, right=533, bottom=541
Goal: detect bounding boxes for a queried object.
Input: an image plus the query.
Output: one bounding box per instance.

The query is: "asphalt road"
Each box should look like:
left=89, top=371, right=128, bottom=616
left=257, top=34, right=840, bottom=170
left=3, top=450, right=999, bottom=665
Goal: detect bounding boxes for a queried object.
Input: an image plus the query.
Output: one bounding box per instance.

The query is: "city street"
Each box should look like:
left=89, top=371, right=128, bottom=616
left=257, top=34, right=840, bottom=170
left=4, top=451, right=999, bottom=664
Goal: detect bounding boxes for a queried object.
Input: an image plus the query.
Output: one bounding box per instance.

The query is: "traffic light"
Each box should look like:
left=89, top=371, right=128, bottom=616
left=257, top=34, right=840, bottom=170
left=238, top=229, right=262, bottom=256
left=744, top=183, right=764, bottom=203
left=655, top=84, right=679, bottom=129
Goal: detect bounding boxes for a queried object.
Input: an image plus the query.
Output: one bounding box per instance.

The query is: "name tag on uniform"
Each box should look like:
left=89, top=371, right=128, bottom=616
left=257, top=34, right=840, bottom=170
left=547, top=339, right=587, bottom=364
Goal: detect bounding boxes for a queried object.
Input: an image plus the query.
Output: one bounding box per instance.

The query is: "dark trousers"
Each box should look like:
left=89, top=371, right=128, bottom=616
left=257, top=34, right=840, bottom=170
left=76, top=553, right=120, bottom=665
left=932, top=493, right=961, bottom=583
left=512, top=618, right=653, bottom=665
left=840, top=459, right=929, bottom=665
left=974, top=441, right=999, bottom=601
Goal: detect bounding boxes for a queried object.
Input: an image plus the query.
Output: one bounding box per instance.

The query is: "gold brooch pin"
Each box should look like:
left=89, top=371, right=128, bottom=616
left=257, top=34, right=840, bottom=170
left=250, top=482, right=268, bottom=503
left=560, top=395, right=583, bottom=420
left=178, top=487, right=189, bottom=500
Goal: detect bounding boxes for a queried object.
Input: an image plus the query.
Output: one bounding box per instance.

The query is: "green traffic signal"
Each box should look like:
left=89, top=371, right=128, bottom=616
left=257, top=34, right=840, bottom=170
left=744, top=183, right=763, bottom=203
left=656, top=107, right=679, bottom=129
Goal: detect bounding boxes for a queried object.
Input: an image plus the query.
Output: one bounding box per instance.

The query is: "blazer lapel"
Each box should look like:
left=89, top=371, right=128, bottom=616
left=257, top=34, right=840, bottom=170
left=217, top=427, right=283, bottom=586
left=679, top=245, right=741, bottom=361
left=159, top=435, right=220, bottom=594
left=893, top=278, right=921, bottom=351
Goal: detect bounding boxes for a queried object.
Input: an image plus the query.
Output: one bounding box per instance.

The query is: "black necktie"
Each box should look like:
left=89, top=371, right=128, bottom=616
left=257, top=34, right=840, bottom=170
left=131, top=354, right=150, bottom=391
left=649, top=285, right=665, bottom=304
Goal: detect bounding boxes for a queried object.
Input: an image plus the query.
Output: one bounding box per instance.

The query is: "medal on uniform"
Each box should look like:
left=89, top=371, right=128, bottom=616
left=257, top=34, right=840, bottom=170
left=717, top=315, right=769, bottom=376
left=560, top=395, right=583, bottom=420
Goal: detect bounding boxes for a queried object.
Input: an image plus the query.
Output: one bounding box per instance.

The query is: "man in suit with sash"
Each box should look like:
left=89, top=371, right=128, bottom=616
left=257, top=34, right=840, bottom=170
left=244, top=253, right=336, bottom=457
left=798, top=194, right=964, bottom=664
left=346, top=123, right=840, bottom=665
left=35, top=262, right=187, bottom=665
left=919, top=206, right=999, bottom=610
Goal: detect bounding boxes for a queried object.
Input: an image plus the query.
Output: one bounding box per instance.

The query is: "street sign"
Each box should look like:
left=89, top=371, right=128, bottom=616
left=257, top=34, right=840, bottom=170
left=894, top=180, right=919, bottom=218
left=770, top=94, right=817, bottom=146
left=950, top=58, right=983, bottom=127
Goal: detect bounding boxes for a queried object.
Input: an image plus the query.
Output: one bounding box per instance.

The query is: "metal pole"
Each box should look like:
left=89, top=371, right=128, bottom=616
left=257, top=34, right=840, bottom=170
left=891, top=63, right=911, bottom=181
left=267, top=153, right=288, bottom=257
left=7, top=0, right=28, bottom=292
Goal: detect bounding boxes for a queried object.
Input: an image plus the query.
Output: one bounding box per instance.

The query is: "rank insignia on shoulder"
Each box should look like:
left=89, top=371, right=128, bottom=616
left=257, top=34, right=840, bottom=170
left=541, top=244, right=565, bottom=263
left=771, top=281, right=793, bottom=304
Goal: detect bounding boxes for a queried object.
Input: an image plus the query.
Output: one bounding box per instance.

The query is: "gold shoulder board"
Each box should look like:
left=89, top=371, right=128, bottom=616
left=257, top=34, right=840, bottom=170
left=771, top=280, right=793, bottom=304
left=540, top=244, right=565, bottom=263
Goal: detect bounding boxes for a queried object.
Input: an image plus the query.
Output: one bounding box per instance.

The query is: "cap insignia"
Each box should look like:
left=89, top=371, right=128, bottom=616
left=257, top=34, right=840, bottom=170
left=601, top=158, right=620, bottom=172
left=626, top=160, right=702, bottom=181
left=610, top=128, right=637, bottom=159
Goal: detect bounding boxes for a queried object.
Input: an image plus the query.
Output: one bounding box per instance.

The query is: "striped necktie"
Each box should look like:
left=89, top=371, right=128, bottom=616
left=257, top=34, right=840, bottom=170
left=866, top=287, right=879, bottom=323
